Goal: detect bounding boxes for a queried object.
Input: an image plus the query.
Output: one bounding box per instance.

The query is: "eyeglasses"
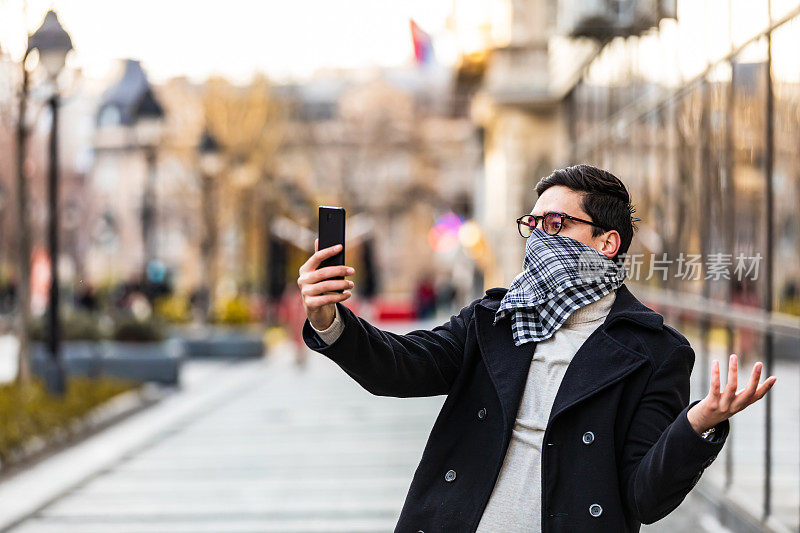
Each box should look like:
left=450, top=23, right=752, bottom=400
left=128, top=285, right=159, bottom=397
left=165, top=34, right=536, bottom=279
left=516, top=212, right=612, bottom=237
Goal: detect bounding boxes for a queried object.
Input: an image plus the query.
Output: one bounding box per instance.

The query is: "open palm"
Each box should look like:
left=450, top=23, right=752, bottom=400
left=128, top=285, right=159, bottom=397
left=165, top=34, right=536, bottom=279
left=687, top=354, right=777, bottom=434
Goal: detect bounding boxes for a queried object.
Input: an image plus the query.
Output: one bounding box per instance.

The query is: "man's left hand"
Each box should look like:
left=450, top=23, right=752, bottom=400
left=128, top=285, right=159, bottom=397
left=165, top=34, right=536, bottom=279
left=687, top=354, right=777, bottom=435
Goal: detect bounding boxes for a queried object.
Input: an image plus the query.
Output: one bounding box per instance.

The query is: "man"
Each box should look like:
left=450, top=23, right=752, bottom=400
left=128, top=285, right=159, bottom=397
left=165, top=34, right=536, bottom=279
left=297, top=164, right=776, bottom=532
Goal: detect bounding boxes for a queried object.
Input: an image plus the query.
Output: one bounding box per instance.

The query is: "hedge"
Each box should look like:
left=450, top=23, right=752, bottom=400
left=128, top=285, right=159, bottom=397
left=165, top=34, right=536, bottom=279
left=0, top=375, right=141, bottom=467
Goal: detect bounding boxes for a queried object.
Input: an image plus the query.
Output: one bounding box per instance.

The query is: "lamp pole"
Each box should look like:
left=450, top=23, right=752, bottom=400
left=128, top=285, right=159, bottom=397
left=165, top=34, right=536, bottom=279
left=134, top=108, right=164, bottom=290
left=141, top=145, right=157, bottom=283
left=198, top=129, right=223, bottom=322
left=46, top=91, right=63, bottom=395
left=28, top=10, right=73, bottom=396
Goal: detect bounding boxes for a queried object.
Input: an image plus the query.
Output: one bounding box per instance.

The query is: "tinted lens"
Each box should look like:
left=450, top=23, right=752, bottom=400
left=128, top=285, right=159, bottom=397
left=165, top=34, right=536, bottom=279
left=543, top=213, right=563, bottom=235
left=518, top=216, right=533, bottom=237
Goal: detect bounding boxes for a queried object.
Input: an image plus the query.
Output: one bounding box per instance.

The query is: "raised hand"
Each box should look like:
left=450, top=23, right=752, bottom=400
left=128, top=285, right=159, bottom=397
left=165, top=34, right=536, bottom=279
left=297, top=238, right=355, bottom=330
left=687, top=354, right=777, bottom=435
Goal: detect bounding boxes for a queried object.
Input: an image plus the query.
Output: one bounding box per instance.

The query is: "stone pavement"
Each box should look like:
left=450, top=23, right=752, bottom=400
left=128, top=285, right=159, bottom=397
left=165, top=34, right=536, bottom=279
left=0, top=316, right=755, bottom=532
left=2, top=338, right=442, bottom=532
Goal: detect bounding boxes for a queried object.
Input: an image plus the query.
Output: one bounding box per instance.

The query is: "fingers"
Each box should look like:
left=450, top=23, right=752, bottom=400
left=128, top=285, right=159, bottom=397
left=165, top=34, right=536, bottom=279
left=710, top=359, right=721, bottom=399
left=729, top=360, right=778, bottom=411
left=722, top=354, right=738, bottom=405
left=304, top=291, right=352, bottom=308
left=314, top=238, right=318, bottom=252
left=731, top=361, right=761, bottom=411
left=301, top=279, right=354, bottom=298
left=299, top=242, right=342, bottom=273
left=751, top=374, right=777, bottom=403
left=301, top=265, right=355, bottom=286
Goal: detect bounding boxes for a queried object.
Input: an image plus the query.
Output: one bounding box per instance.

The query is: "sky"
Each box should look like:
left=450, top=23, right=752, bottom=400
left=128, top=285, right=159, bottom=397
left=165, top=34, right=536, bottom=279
left=0, top=0, right=456, bottom=84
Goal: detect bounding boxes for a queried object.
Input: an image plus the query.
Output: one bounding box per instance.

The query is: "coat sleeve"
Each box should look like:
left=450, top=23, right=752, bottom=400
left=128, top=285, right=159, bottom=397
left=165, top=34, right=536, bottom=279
left=301, top=298, right=479, bottom=398
left=619, top=343, right=730, bottom=524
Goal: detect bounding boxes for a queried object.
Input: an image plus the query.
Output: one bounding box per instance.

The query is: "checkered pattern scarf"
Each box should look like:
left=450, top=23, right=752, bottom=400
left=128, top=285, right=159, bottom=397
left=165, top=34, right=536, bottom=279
left=494, top=227, right=627, bottom=346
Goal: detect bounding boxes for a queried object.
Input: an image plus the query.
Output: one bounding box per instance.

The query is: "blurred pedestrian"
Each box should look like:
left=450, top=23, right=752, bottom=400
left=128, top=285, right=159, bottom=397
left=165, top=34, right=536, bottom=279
left=413, top=275, right=436, bottom=319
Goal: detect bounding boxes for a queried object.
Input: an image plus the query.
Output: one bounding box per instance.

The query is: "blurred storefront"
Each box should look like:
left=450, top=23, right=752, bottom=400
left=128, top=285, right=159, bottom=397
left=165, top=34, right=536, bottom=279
left=275, top=69, right=484, bottom=301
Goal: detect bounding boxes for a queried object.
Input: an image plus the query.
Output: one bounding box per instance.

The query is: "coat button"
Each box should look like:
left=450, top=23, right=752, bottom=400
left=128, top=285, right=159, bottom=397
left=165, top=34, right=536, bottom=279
left=582, top=431, right=595, bottom=445
left=477, top=408, right=487, bottom=420
left=589, top=503, right=603, bottom=517
left=445, top=469, right=456, bottom=482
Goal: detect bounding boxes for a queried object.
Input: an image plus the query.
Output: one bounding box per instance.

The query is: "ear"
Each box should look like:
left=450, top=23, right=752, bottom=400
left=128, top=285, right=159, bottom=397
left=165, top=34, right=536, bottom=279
left=599, top=230, right=621, bottom=259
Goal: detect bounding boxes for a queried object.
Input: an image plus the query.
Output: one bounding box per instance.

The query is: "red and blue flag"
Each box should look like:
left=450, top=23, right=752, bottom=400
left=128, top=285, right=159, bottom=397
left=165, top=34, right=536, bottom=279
left=410, top=19, right=435, bottom=65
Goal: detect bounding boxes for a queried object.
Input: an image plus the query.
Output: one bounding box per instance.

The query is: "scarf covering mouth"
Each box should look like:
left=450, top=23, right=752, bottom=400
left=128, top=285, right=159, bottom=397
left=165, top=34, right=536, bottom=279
left=494, top=227, right=627, bottom=346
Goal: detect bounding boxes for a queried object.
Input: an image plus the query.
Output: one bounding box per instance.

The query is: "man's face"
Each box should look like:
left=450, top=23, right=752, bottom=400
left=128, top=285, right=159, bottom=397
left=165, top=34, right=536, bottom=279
left=530, top=185, right=621, bottom=259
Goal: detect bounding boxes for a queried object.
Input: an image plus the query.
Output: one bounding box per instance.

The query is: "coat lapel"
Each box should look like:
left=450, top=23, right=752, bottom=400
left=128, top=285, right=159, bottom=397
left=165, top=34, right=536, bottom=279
left=474, top=303, right=537, bottom=434
left=475, top=283, right=664, bottom=432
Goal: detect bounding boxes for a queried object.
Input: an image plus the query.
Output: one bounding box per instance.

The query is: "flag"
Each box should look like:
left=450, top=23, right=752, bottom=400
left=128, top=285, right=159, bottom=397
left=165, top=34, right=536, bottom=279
left=410, top=19, right=434, bottom=65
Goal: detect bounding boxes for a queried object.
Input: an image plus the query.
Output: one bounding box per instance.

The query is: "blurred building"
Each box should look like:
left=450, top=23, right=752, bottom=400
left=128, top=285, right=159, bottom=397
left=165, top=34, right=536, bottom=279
left=90, top=59, right=171, bottom=286
left=275, top=67, right=484, bottom=299
left=456, top=0, right=800, bottom=315
left=451, top=0, right=674, bottom=287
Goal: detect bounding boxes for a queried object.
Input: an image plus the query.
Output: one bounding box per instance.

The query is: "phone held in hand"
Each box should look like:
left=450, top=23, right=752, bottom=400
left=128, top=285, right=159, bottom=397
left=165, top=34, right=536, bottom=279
left=318, top=206, right=346, bottom=294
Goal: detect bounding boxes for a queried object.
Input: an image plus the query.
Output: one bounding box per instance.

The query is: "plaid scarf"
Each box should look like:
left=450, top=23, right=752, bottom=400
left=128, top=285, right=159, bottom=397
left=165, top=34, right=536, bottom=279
left=494, top=227, right=627, bottom=346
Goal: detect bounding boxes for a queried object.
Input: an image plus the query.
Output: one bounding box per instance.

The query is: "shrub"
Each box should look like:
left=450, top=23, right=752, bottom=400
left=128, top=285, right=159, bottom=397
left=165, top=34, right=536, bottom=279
left=213, top=296, right=253, bottom=325
left=0, top=376, right=140, bottom=467
left=111, top=317, right=166, bottom=342
left=30, top=311, right=104, bottom=341
left=155, top=294, right=192, bottom=324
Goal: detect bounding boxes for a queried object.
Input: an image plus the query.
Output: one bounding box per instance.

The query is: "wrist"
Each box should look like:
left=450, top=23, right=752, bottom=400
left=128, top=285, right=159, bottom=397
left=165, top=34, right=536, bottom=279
left=687, top=404, right=714, bottom=435
left=310, top=307, right=335, bottom=331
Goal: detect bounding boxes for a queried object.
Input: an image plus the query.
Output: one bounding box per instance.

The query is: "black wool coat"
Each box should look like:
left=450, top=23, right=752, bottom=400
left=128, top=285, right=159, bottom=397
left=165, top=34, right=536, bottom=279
left=302, top=283, right=730, bottom=532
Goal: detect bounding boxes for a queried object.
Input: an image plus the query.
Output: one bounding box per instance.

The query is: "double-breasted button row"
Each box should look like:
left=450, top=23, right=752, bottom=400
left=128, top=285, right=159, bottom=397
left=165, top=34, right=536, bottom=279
left=445, top=469, right=456, bottom=482
left=582, top=432, right=600, bottom=518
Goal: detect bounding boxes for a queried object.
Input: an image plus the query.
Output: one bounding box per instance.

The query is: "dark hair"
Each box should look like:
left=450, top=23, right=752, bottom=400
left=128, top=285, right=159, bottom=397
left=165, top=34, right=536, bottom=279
left=534, top=164, right=640, bottom=261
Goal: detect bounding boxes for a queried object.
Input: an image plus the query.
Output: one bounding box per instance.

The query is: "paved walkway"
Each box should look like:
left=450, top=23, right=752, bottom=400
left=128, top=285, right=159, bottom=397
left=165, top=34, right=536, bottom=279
left=2, top=340, right=442, bottom=532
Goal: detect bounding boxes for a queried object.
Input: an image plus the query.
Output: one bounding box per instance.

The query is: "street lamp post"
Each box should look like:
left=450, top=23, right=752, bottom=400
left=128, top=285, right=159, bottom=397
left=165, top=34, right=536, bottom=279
left=198, top=130, right=223, bottom=322
left=134, top=93, right=165, bottom=288
left=27, top=10, right=73, bottom=396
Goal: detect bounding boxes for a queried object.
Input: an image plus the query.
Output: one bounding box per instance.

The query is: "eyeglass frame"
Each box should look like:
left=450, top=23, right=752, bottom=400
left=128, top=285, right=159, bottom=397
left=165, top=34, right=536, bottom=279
left=516, top=211, right=613, bottom=238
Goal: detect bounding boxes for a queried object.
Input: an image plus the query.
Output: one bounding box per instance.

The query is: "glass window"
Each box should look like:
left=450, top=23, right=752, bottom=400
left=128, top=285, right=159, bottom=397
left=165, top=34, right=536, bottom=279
left=673, top=82, right=705, bottom=293
left=705, top=61, right=734, bottom=302
left=771, top=18, right=800, bottom=318
left=731, top=37, right=769, bottom=309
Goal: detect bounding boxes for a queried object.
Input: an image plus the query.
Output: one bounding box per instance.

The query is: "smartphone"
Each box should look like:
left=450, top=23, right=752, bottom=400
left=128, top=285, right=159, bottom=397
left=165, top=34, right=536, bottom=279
left=318, top=206, right=346, bottom=293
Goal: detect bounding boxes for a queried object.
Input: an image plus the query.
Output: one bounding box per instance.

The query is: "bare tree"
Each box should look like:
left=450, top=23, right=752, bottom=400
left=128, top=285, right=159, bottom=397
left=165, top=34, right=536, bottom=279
left=0, top=0, right=36, bottom=384
left=201, top=75, right=286, bottom=314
